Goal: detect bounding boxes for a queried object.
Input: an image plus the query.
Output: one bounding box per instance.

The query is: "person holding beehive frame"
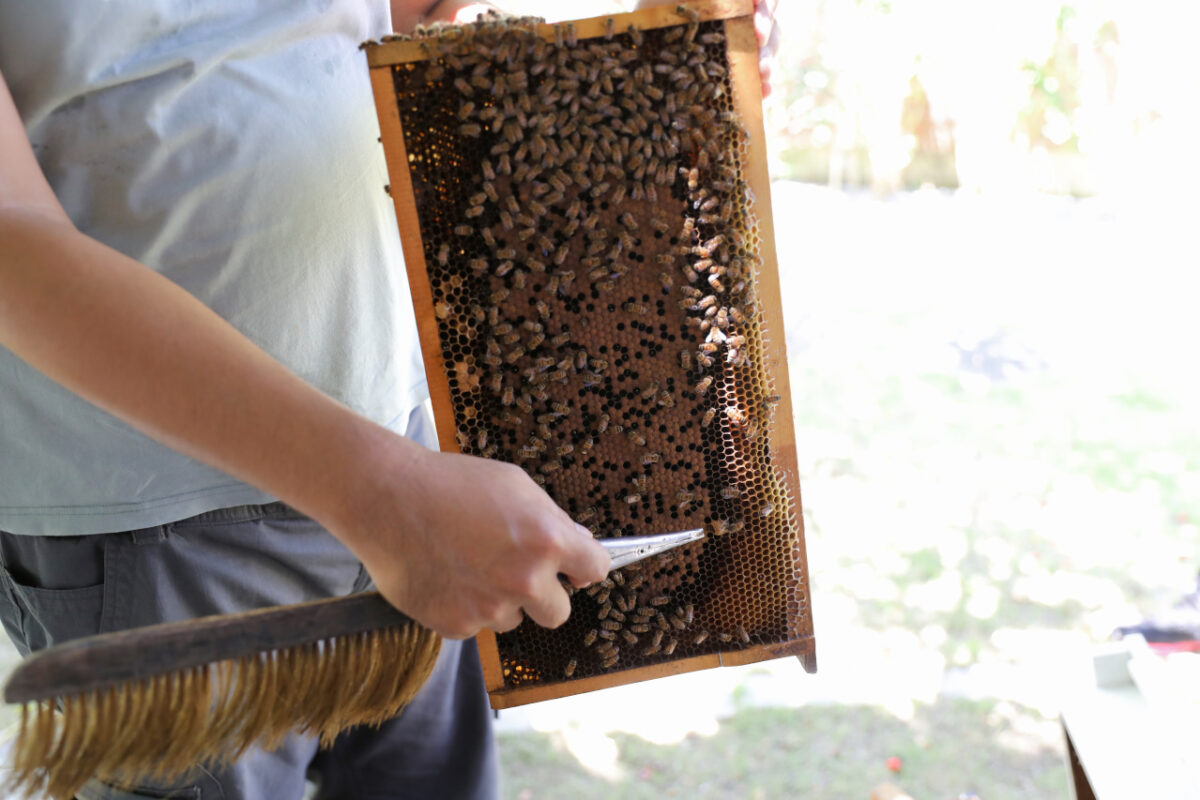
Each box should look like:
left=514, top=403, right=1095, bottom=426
left=0, top=0, right=777, bottom=797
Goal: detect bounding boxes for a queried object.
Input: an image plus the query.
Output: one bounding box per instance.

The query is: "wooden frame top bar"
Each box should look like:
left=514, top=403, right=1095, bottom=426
left=364, top=0, right=754, bottom=67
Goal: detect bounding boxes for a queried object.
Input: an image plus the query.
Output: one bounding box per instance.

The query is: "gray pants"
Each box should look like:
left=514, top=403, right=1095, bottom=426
left=0, top=504, right=499, bottom=800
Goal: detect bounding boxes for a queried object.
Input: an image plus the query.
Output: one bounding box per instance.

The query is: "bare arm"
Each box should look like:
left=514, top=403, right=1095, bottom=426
left=0, top=69, right=608, bottom=637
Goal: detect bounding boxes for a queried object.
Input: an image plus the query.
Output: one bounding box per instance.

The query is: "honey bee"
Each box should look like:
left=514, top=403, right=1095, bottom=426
left=621, top=629, right=638, bottom=645
left=434, top=301, right=452, bottom=320
left=453, top=77, right=473, bottom=96
left=737, top=625, right=750, bottom=644
left=695, top=376, right=713, bottom=395
left=454, top=225, right=473, bottom=237
left=717, top=632, right=732, bottom=643
left=649, top=595, right=670, bottom=607
left=680, top=350, right=692, bottom=370
left=564, top=659, right=577, bottom=678
left=642, top=452, right=661, bottom=466
left=760, top=502, right=774, bottom=517
left=693, top=630, right=709, bottom=645
left=663, top=638, right=678, bottom=656
left=601, top=620, right=621, bottom=632
left=436, top=244, right=450, bottom=266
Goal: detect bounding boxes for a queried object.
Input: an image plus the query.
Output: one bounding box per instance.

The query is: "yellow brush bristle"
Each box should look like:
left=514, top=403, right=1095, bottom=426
left=5, top=624, right=440, bottom=800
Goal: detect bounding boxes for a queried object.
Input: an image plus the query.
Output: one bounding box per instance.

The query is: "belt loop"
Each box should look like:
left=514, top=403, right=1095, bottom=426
left=130, top=526, right=167, bottom=545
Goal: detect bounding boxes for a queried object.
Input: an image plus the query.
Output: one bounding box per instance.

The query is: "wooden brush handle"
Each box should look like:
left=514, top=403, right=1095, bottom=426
left=3, top=591, right=415, bottom=703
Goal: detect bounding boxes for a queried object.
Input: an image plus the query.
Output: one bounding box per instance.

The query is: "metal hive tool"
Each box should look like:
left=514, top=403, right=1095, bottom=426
left=363, top=0, right=815, bottom=708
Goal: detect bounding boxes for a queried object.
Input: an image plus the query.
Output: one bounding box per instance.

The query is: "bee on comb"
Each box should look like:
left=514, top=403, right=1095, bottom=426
left=363, top=0, right=813, bottom=708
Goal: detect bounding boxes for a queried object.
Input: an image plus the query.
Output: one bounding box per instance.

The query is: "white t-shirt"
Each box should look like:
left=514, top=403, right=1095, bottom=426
left=0, top=0, right=428, bottom=534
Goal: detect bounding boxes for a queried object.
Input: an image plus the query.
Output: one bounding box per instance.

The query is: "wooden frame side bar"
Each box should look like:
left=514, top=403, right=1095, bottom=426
left=369, top=67, right=462, bottom=457
left=724, top=17, right=816, bottom=663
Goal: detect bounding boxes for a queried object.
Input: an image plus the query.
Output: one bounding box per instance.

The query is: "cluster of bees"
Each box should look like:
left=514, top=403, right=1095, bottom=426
left=567, top=559, right=753, bottom=675
left=380, top=7, right=792, bottom=683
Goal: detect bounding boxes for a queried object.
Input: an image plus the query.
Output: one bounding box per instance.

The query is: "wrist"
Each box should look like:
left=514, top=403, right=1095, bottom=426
left=316, top=412, right=429, bottom=560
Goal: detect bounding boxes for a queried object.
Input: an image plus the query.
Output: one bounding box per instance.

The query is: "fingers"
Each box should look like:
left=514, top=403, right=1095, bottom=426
left=558, top=522, right=612, bottom=588
left=519, top=571, right=574, bottom=629
left=755, top=0, right=780, bottom=97
left=490, top=605, right=525, bottom=634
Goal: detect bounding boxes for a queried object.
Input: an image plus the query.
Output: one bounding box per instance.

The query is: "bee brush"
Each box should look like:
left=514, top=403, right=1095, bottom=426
left=1, top=592, right=440, bottom=800
left=0, top=530, right=703, bottom=799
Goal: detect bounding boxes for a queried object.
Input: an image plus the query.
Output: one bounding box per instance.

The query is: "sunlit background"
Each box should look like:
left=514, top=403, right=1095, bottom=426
left=489, top=2, right=1200, bottom=798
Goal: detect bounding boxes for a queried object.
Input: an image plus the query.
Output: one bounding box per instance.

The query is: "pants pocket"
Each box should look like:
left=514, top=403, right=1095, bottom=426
left=0, top=564, right=105, bottom=654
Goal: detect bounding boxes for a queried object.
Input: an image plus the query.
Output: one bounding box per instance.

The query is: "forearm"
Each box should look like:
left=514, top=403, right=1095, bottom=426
left=0, top=208, right=417, bottom=539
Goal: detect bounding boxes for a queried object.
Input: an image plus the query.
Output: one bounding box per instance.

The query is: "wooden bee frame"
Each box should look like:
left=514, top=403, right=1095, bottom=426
left=365, top=0, right=814, bottom=709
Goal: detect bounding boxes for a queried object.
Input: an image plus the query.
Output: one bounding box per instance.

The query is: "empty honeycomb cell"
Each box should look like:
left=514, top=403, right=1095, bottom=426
left=366, top=2, right=810, bottom=696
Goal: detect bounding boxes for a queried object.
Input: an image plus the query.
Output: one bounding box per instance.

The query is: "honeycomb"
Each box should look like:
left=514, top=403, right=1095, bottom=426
left=366, top=5, right=810, bottom=691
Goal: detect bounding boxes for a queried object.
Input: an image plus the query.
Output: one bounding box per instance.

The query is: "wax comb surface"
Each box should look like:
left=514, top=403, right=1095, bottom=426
left=364, top=0, right=814, bottom=707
